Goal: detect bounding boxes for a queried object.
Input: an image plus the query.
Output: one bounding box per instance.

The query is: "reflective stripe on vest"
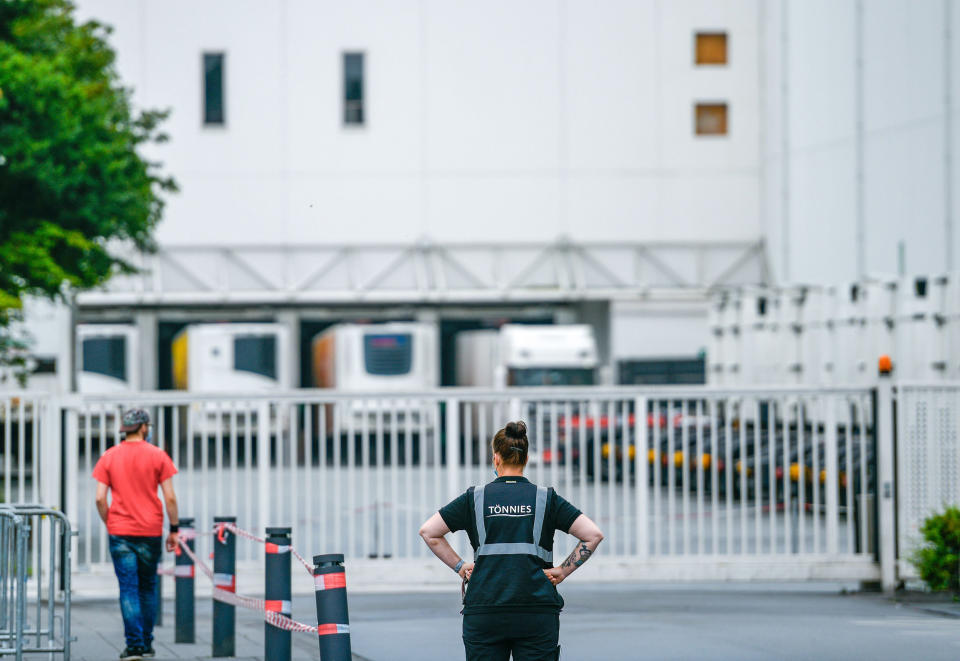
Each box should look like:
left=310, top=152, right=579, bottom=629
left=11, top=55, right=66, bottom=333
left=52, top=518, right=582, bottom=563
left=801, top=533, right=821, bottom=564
left=473, top=483, right=552, bottom=563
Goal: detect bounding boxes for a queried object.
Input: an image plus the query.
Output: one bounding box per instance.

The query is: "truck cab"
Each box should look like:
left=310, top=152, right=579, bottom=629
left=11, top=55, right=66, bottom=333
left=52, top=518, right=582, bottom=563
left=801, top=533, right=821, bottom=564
left=456, top=324, right=598, bottom=389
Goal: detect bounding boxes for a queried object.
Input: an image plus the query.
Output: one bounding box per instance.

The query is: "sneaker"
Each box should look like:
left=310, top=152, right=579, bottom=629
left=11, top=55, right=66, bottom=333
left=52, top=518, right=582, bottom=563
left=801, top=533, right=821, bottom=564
left=142, top=646, right=156, bottom=658
left=119, top=647, right=143, bottom=661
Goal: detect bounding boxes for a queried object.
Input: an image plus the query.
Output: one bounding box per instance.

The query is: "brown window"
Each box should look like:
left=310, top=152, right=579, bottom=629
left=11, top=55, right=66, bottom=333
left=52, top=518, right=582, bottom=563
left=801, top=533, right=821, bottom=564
left=695, top=103, right=728, bottom=136
left=695, top=32, right=727, bottom=65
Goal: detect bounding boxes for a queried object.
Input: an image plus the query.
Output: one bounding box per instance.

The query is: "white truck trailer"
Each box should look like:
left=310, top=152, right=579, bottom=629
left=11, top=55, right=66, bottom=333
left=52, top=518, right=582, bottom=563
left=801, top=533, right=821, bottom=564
left=455, top=324, right=599, bottom=389
left=311, top=322, right=439, bottom=431
left=311, top=322, right=438, bottom=392
left=172, top=323, right=290, bottom=393
left=77, top=324, right=140, bottom=394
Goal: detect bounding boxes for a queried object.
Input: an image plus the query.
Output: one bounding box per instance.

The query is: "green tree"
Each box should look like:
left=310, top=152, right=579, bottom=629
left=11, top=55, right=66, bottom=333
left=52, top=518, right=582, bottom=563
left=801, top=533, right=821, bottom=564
left=0, top=0, right=175, bottom=364
left=911, top=506, right=960, bottom=592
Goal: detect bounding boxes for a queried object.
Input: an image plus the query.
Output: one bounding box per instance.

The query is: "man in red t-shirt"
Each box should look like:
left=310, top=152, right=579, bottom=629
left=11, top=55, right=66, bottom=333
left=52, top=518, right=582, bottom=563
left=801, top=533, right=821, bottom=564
left=93, top=409, right=179, bottom=661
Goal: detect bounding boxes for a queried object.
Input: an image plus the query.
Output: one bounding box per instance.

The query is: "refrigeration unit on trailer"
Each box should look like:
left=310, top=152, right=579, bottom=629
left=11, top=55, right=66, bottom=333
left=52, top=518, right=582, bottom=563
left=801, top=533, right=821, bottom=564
left=941, top=274, right=960, bottom=379
left=738, top=287, right=781, bottom=385
left=172, top=323, right=290, bottom=431
left=894, top=276, right=944, bottom=381
left=706, top=294, right=726, bottom=386
left=831, top=283, right=865, bottom=386
left=719, top=293, right=742, bottom=386
left=173, top=323, right=290, bottom=393
left=311, top=322, right=439, bottom=427
left=311, top=322, right=438, bottom=391
left=775, top=286, right=806, bottom=385
left=77, top=324, right=140, bottom=394
left=799, top=285, right=837, bottom=386
left=857, top=279, right=896, bottom=383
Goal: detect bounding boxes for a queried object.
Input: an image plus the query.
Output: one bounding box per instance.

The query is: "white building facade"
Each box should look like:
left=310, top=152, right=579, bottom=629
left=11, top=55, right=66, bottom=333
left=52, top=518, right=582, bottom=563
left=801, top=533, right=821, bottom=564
left=22, top=0, right=951, bottom=390
left=761, top=0, right=960, bottom=284
left=59, top=0, right=768, bottom=386
left=76, top=0, right=761, bottom=248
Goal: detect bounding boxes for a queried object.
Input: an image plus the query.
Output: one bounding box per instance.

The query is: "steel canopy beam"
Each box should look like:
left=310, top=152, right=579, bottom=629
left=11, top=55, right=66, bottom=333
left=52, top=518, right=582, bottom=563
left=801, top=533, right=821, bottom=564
left=76, top=239, right=768, bottom=308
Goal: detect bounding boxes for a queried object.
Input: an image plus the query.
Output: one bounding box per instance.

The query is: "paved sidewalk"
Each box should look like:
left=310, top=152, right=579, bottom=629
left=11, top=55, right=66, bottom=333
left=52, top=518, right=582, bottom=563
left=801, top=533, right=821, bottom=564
left=65, top=584, right=960, bottom=660
left=69, top=595, right=364, bottom=661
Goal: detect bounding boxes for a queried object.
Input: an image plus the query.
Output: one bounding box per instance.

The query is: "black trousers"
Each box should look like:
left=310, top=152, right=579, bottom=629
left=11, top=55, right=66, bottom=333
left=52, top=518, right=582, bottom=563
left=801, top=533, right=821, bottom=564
left=462, top=612, right=560, bottom=661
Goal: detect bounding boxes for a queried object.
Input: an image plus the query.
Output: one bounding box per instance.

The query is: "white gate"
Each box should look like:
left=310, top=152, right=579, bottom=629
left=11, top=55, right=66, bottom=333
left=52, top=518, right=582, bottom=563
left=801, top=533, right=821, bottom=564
left=57, top=386, right=880, bottom=583
left=895, top=382, right=960, bottom=578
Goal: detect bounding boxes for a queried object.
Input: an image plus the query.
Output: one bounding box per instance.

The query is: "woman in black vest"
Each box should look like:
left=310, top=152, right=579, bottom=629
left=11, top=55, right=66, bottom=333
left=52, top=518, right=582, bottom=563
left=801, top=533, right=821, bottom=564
left=419, top=421, right=604, bottom=660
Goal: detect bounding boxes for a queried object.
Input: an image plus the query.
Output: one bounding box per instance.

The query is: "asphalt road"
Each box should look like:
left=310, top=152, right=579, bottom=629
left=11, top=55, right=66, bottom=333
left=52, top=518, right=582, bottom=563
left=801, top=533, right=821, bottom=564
left=69, top=583, right=960, bottom=661
left=345, top=584, right=960, bottom=660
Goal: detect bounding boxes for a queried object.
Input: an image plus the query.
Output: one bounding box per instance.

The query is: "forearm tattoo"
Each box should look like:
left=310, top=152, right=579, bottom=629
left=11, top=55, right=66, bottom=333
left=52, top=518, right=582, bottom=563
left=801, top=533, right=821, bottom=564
left=561, top=541, right=593, bottom=569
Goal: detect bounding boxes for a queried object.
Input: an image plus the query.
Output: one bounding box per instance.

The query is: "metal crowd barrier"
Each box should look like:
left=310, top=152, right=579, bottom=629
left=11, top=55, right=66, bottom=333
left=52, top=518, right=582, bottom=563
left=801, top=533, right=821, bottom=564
left=0, top=504, right=73, bottom=660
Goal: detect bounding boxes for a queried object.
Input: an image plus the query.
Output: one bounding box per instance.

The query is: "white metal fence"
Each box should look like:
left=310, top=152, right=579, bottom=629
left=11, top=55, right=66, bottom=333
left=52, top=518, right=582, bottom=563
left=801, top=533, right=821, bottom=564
left=15, top=386, right=877, bottom=583
left=0, top=393, right=59, bottom=509
left=10, top=382, right=960, bottom=589
left=895, top=382, right=960, bottom=578
left=13, top=383, right=960, bottom=585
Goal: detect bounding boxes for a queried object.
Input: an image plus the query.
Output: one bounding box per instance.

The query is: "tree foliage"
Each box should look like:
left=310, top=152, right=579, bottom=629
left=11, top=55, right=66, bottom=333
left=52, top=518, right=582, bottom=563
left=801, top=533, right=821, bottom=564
left=911, top=506, right=960, bottom=592
left=0, top=0, right=176, bottom=314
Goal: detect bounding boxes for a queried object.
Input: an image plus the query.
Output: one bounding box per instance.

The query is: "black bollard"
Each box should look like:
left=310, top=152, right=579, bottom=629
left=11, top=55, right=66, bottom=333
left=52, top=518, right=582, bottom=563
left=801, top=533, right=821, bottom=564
left=174, top=517, right=195, bottom=644
left=264, top=527, right=292, bottom=661
left=212, top=516, right=237, bottom=657
left=313, top=553, right=352, bottom=660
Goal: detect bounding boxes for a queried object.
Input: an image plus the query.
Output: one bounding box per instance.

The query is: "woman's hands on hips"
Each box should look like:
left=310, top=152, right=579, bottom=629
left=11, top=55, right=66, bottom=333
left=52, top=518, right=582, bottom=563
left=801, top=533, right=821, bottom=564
left=458, top=562, right=475, bottom=581
left=543, top=567, right=565, bottom=586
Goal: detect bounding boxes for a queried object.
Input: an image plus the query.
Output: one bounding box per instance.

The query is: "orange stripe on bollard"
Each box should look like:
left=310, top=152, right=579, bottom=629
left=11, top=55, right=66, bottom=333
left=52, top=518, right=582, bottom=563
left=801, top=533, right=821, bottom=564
left=313, top=572, right=346, bottom=591
left=213, top=573, right=235, bottom=592
left=317, top=623, right=350, bottom=636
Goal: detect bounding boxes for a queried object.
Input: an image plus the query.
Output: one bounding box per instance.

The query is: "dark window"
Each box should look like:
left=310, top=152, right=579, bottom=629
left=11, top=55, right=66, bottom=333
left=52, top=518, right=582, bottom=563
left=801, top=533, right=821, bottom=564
left=508, top=368, right=596, bottom=387
left=618, top=358, right=706, bottom=385
left=32, top=357, right=57, bottom=375
left=234, top=336, right=277, bottom=379
left=82, top=337, right=127, bottom=382
left=204, top=53, right=225, bottom=125
left=364, top=334, right=412, bottom=375
left=915, top=277, right=927, bottom=297
left=695, top=102, right=728, bottom=136
left=343, top=52, right=364, bottom=125
left=695, top=32, right=728, bottom=65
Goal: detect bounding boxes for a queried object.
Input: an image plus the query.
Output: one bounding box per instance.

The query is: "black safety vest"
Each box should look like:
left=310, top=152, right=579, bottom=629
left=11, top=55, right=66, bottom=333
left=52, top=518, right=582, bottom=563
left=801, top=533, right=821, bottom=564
left=463, top=480, right=563, bottom=614
left=472, top=483, right=553, bottom=564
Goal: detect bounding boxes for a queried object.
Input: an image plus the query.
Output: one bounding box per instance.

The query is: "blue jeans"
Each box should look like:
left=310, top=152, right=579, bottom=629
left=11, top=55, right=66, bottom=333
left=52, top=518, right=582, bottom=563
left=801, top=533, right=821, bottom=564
left=108, top=535, right=162, bottom=649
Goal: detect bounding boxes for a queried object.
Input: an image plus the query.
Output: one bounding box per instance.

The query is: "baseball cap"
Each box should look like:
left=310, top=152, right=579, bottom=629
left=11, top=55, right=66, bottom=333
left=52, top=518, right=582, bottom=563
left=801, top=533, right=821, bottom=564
left=120, top=408, right=151, bottom=433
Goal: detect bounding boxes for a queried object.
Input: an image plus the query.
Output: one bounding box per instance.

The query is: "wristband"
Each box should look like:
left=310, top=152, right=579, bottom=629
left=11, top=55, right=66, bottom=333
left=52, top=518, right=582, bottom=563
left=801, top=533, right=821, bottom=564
left=454, top=559, right=464, bottom=574
left=168, top=523, right=179, bottom=533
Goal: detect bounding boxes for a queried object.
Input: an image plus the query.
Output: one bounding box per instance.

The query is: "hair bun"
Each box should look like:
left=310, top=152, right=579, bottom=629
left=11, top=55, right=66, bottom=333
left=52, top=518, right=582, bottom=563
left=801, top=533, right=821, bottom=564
left=505, top=421, right=527, bottom=439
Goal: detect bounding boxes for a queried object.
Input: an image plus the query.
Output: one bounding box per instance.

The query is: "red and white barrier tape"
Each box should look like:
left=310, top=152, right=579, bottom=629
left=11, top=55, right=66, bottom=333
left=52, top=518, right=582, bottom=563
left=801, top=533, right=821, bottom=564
left=176, top=538, right=214, bottom=581
left=176, top=528, right=214, bottom=541
left=168, top=535, right=330, bottom=636
left=290, top=548, right=314, bottom=575
left=221, top=522, right=315, bottom=576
